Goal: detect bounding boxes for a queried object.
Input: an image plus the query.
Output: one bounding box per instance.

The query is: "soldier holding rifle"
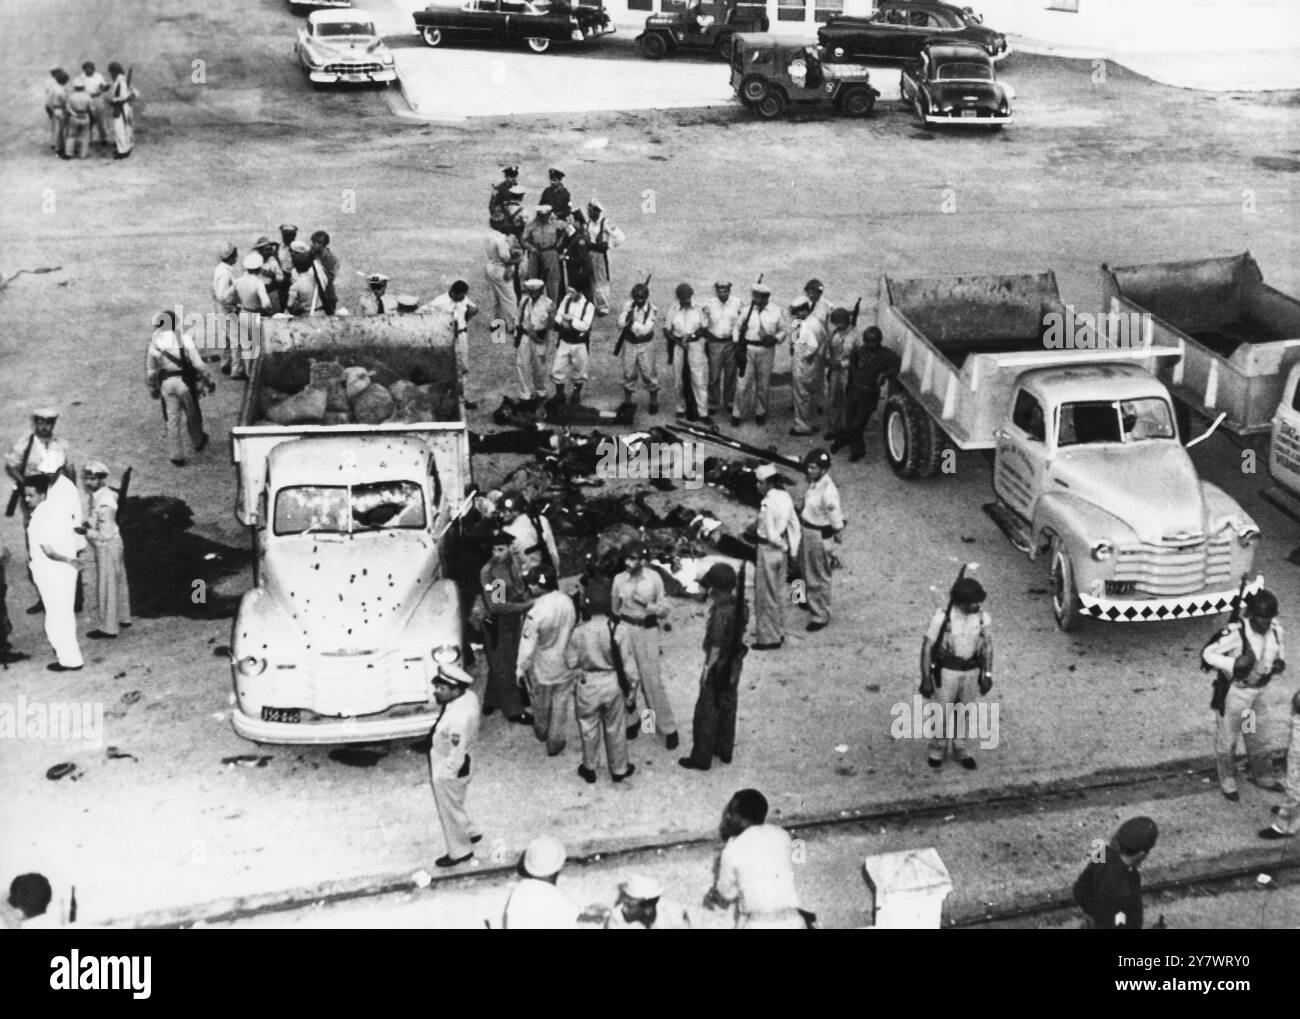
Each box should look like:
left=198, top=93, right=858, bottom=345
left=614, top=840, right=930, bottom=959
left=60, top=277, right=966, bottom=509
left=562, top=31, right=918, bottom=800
left=616, top=279, right=660, bottom=415
left=920, top=572, right=992, bottom=770
left=731, top=281, right=783, bottom=428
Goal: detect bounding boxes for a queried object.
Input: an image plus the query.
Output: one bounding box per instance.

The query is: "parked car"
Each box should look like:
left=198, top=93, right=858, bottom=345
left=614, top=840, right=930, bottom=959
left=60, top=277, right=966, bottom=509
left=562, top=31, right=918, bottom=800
left=820, top=1, right=1009, bottom=64
left=294, top=9, right=396, bottom=86
left=900, top=42, right=1012, bottom=127
left=636, top=0, right=768, bottom=61
left=730, top=34, right=879, bottom=120
left=289, top=0, right=352, bottom=14
left=413, top=0, right=615, bottom=54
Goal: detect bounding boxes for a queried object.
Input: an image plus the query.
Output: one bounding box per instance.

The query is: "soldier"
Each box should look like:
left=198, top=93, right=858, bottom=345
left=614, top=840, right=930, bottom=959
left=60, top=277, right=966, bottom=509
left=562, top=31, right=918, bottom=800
left=284, top=240, right=323, bottom=317
left=797, top=449, right=844, bottom=632
left=561, top=210, right=594, bottom=304
left=395, top=294, right=421, bottom=314
left=497, top=490, right=560, bottom=577
left=803, top=278, right=831, bottom=328
left=550, top=284, right=595, bottom=408
left=920, top=575, right=992, bottom=770
left=309, top=231, right=339, bottom=314
left=522, top=205, right=566, bottom=302
left=427, top=662, right=484, bottom=868
left=701, top=281, right=742, bottom=417
left=611, top=542, right=677, bottom=750
left=618, top=282, right=660, bottom=414
left=731, top=283, right=785, bottom=428
left=81, top=461, right=131, bottom=640
left=585, top=199, right=616, bottom=316
left=703, top=789, right=805, bottom=929
left=63, top=80, right=93, bottom=160
left=426, top=281, right=479, bottom=408
left=146, top=328, right=213, bottom=467
left=1259, top=689, right=1300, bottom=839
left=666, top=283, right=712, bottom=426
left=1073, top=816, right=1159, bottom=929
left=540, top=167, right=572, bottom=221
left=479, top=530, right=535, bottom=725
left=356, top=273, right=391, bottom=316
left=502, top=835, right=579, bottom=929
left=44, top=68, right=70, bottom=153
left=276, top=224, right=299, bottom=306
left=485, top=219, right=523, bottom=335
left=234, top=252, right=272, bottom=325
left=78, top=62, right=108, bottom=146
left=832, top=325, right=900, bottom=461
left=515, top=278, right=553, bottom=401
left=212, top=242, right=243, bottom=378
left=253, top=237, right=285, bottom=313
left=489, top=165, right=521, bottom=226
left=823, top=309, right=859, bottom=441
left=105, top=62, right=134, bottom=159
left=23, top=475, right=83, bottom=673
left=516, top=565, right=578, bottom=756
left=1203, top=588, right=1287, bottom=801
left=788, top=297, right=825, bottom=437
left=604, top=875, right=692, bottom=929
left=751, top=466, right=799, bottom=651
left=565, top=581, right=639, bottom=783
left=679, top=562, right=748, bottom=770
left=7, top=408, right=75, bottom=613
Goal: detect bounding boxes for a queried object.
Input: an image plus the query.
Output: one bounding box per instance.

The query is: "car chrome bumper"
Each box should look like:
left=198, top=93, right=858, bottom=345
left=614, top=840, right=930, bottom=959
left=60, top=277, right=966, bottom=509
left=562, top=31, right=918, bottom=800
left=231, top=706, right=440, bottom=745
left=924, top=111, right=1012, bottom=124
left=1079, top=575, right=1262, bottom=623
left=307, top=68, right=397, bottom=83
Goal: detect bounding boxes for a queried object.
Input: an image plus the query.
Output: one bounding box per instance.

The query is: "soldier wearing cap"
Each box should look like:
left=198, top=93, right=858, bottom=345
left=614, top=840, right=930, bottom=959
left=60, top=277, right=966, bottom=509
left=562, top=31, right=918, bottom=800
left=234, top=252, right=272, bottom=330
left=584, top=199, right=616, bottom=316
left=485, top=215, right=524, bottom=334
left=146, top=328, right=212, bottom=466
left=612, top=541, right=677, bottom=749
left=63, top=80, right=93, bottom=159
left=605, top=874, right=692, bottom=929
left=395, top=294, right=422, bottom=314
left=551, top=283, right=596, bottom=408
left=428, top=662, right=484, bottom=868
left=1073, top=816, right=1159, bottom=929
left=680, top=562, right=747, bottom=770
left=920, top=575, right=992, bottom=770
left=701, top=281, right=743, bottom=417
left=489, top=165, right=521, bottom=222
left=356, top=273, right=391, bottom=316
left=252, top=237, right=285, bottom=313
left=1203, top=588, right=1287, bottom=801
left=81, top=461, right=131, bottom=639
left=565, top=580, right=640, bottom=783
left=212, top=242, right=243, bottom=378
left=502, top=835, right=579, bottom=929
left=803, top=278, right=831, bottom=327
left=666, top=283, right=712, bottom=425
left=498, top=490, right=560, bottom=577
left=523, top=205, right=566, bottom=302
left=752, top=465, right=799, bottom=651
left=619, top=282, right=661, bottom=415
left=44, top=68, right=70, bottom=154
left=788, top=297, right=825, bottom=437
left=479, top=529, right=535, bottom=725
left=832, top=324, right=900, bottom=461
left=540, top=167, right=572, bottom=221
left=516, top=565, right=578, bottom=755
left=516, top=279, right=554, bottom=400
left=797, top=449, right=844, bottom=631
left=285, top=239, right=325, bottom=318
left=731, top=283, right=785, bottom=428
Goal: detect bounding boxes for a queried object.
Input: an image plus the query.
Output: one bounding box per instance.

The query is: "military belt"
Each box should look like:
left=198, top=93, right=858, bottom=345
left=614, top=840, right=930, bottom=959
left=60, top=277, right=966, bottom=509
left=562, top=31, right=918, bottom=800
left=800, top=518, right=836, bottom=539
left=618, top=615, right=659, bottom=629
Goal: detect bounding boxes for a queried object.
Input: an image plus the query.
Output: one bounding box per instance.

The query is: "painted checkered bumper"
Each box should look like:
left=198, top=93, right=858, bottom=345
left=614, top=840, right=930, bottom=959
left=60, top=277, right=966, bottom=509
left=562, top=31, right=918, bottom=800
left=1080, top=575, right=1262, bottom=622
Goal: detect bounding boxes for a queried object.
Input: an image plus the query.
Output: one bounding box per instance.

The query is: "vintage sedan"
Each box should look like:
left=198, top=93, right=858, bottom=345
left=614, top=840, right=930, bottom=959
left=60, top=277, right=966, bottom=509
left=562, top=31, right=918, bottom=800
left=901, top=42, right=1012, bottom=127
left=288, top=0, right=352, bottom=15
left=295, top=9, right=397, bottom=85
left=820, top=0, right=1009, bottom=64
left=414, top=0, right=615, bottom=54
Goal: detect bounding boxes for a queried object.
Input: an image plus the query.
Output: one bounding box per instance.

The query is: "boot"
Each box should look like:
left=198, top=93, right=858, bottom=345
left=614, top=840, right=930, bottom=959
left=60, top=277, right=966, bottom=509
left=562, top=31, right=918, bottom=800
left=569, top=384, right=583, bottom=406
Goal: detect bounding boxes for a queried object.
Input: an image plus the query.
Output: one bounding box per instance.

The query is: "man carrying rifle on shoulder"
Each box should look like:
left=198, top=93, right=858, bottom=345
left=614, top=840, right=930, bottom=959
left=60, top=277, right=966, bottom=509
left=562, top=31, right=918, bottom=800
left=665, top=283, right=713, bottom=427
left=679, top=563, right=748, bottom=771
left=515, top=278, right=554, bottom=401
left=920, top=573, right=992, bottom=771
left=146, top=327, right=213, bottom=467
left=617, top=280, right=660, bottom=415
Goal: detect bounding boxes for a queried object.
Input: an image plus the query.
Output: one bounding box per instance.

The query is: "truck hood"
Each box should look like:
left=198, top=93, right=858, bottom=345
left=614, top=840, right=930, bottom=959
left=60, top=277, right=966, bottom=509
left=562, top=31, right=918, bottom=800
left=265, top=532, right=438, bottom=654
left=1048, top=443, right=1205, bottom=545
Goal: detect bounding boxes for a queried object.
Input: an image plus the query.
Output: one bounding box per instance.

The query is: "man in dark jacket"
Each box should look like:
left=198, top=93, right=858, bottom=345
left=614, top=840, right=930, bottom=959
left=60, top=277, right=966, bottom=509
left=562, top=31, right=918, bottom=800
left=831, top=325, right=900, bottom=462
left=1073, top=816, right=1158, bottom=929
left=679, top=562, right=747, bottom=770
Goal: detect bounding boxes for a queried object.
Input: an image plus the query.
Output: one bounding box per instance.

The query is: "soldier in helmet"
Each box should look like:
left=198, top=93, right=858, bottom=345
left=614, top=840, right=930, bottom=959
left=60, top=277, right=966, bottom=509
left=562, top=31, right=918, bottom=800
left=920, top=575, right=992, bottom=770
left=1202, top=587, right=1287, bottom=801
left=665, top=282, right=712, bottom=425
left=619, top=282, right=661, bottom=414
left=1073, top=816, right=1159, bottom=929
left=796, top=449, right=844, bottom=632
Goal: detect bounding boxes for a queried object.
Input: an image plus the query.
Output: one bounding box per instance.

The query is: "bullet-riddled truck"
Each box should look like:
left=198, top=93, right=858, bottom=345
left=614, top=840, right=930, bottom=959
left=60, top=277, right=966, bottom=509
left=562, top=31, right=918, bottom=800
left=877, top=270, right=1260, bottom=630
left=228, top=314, right=472, bottom=744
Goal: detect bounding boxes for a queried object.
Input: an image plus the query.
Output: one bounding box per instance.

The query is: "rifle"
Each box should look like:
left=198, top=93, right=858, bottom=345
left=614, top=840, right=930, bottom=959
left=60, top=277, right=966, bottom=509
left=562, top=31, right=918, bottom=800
left=1208, top=574, right=1251, bottom=716
left=115, top=467, right=132, bottom=525
left=69, top=885, right=78, bottom=924
left=850, top=297, right=862, bottom=327
left=736, top=273, right=762, bottom=378
left=5, top=433, right=35, bottom=517
left=662, top=420, right=803, bottom=470
left=923, top=564, right=966, bottom=696
left=613, top=273, right=651, bottom=358
left=607, top=618, right=637, bottom=712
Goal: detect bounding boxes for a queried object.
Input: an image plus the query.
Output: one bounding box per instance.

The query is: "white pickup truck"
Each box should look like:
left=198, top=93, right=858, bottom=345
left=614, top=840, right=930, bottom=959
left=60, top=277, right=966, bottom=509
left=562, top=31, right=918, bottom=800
left=877, top=270, right=1261, bottom=630
left=228, top=314, right=472, bottom=744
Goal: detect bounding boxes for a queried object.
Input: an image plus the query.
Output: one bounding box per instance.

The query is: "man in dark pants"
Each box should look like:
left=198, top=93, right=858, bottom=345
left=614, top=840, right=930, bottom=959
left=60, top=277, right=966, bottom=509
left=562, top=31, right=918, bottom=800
left=1072, top=816, right=1159, bottom=929
left=831, top=325, right=900, bottom=462
left=679, top=562, right=747, bottom=770
left=478, top=530, right=535, bottom=725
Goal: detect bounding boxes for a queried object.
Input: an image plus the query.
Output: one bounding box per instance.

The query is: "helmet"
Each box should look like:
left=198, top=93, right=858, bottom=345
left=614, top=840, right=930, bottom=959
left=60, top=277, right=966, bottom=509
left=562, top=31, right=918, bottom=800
left=1115, top=816, right=1159, bottom=854
left=803, top=449, right=831, bottom=471
left=631, top=283, right=649, bottom=301
left=804, top=278, right=824, bottom=294
left=1245, top=588, right=1279, bottom=619
left=675, top=282, right=694, bottom=301
left=951, top=577, right=986, bottom=604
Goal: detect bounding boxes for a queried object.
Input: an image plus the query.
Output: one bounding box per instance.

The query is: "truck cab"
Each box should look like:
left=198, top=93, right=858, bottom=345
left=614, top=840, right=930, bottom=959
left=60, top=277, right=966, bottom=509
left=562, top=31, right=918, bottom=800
left=994, top=364, right=1260, bottom=630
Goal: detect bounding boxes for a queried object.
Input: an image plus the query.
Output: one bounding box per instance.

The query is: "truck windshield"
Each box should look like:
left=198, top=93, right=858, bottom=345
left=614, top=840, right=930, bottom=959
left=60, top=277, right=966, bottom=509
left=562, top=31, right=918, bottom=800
left=274, top=481, right=427, bottom=535
left=1057, top=398, right=1175, bottom=447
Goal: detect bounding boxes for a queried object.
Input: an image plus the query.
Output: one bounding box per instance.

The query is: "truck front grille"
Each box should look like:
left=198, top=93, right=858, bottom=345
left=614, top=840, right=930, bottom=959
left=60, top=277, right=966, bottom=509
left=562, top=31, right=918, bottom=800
left=325, top=63, right=383, bottom=74
left=265, top=652, right=431, bottom=716
left=1113, top=536, right=1235, bottom=597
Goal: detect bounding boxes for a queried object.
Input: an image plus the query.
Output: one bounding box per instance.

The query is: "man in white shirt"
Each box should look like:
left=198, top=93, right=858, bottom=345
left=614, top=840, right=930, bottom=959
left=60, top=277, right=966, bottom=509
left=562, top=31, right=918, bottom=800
left=212, top=242, right=243, bottom=378
left=701, top=281, right=743, bottom=417
left=788, top=297, right=826, bottom=437
left=24, top=475, right=84, bottom=672
left=706, top=789, right=805, bottom=929
left=502, top=835, right=579, bottom=929
left=550, top=284, right=595, bottom=408
left=516, top=566, right=577, bottom=756
left=920, top=575, right=992, bottom=770
left=666, top=283, right=712, bottom=426
left=731, top=284, right=785, bottom=428
left=752, top=465, right=799, bottom=650
left=515, top=278, right=554, bottom=400
left=427, top=281, right=480, bottom=408
left=429, top=663, right=483, bottom=868
left=797, top=449, right=844, bottom=632
left=77, top=61, right=108, bottom=145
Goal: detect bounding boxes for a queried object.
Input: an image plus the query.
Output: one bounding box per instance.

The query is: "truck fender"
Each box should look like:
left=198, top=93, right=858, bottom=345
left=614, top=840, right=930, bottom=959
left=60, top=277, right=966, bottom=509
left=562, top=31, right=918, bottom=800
left=1199, top=481, right=1258, bottom=535
left=1031, top=491, right=1138, bottom=564
left=232, top=586, right=300, bottom=660
left=412, top=577, right=464, bottom=641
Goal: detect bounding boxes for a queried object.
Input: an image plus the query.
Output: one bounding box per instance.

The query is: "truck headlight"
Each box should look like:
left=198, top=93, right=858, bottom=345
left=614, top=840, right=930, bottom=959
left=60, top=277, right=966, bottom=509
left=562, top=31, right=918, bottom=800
left=432, top=644, right=461, bottom=665
left=1237, top=525, right=1260, bottom=548
left=237, top=655, right=267, bottom=677
left=1090, top=540, right=1114, bottom=561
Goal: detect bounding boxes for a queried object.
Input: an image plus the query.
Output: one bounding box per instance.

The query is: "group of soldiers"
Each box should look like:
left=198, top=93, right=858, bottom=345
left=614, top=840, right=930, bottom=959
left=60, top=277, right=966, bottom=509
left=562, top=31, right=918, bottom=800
left=42, top=62, right=136, bottom=160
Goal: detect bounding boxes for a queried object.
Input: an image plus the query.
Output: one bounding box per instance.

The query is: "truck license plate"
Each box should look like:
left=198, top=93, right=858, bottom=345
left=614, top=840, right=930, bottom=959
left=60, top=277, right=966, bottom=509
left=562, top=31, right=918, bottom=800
left=261, top=706, right=301, bottom=724
left=961, top=109, right=978, bottom=118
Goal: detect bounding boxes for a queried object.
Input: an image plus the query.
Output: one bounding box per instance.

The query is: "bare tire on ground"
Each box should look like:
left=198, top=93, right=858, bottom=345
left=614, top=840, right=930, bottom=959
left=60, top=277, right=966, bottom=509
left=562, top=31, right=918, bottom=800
left=526, top=37, right=551, bottom=53
left=841, top=86, right=875, bottom=117
left=638, top=32, right=668, bottom=59
left=1050, top=540, right=1084, bottom=632
left=883, top=391, right=930, bottom=479
left=740, top=74, right=769, bottom=105
left=421, top=27, right=444, bottom=47
left=755, top=89, right=786, bottom=119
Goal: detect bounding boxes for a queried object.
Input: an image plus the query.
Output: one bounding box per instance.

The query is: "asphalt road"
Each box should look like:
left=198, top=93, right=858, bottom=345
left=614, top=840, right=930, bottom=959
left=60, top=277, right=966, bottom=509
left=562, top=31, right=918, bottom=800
left=1, top=0, right=1298, bottom=927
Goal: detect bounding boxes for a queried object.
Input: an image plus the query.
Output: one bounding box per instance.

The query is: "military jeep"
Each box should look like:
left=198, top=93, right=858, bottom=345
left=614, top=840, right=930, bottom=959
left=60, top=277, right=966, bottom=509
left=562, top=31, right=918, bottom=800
left=730, top=33, right=879, bottom=120
left=637, top=1, right=768, bottom=60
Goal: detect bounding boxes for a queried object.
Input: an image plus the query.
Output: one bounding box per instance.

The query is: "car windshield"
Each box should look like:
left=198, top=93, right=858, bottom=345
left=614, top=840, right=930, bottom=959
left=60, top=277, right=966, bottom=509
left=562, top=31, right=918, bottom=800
left=275, top=481, right=426, bottom=536
left=1057, top=398, right=1175, bottom=447
left=937, top=61, right=992, bottom=80
left=316, top=21, right=376, bottom=37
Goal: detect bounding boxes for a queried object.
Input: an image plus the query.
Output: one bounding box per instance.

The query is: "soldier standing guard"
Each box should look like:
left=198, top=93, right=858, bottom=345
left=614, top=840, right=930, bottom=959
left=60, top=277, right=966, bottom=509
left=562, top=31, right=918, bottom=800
left=426, top=281, right=479, bottom=408
left=498, top=491, right=560, bottom=577
left=823, top=308, right=859, bottom=441
left=666, top=283, right=712, bottom=425
left=565, top=582, right=639, bottom=784
left=751, top=465, right=798, bottom=651
left=611, top=542, right=677, bottom=750
left=253, top=237, right=284, bottom=313
left=515, top=279, right=553, bottom=400
left=515, top=565, right=578, bottom=756
left=731, top=283, right=784, bottom=428
left=701, top=281, right=742, bottom=417
left=550, top=284, right=595, bottom=408
left=356, top=273, right=391, bottom=316
left=920, top=576, right=992, bottom=770
left=146, top=328, right=213, bottom=467
left=427, top=663, right=484, bottom=868
left=212, top=242, right=243, bottom=378
left=484, top=220, right=523, bottom=335
left=618, top=282, right=660, bottom=414
left=44, top=69, right=70, bottom=153
left=1202, top=588, right=1287, bottom=801
left=479, top=530, right=535, bottom=725
left=522, top=206, right=565, bottom=302
left=81, top=461, right=131, bottom=640
left=788, top=297, right=825, bottom=437
left=540, top=167, right=572, bottom=221
left=679, top=563, right=748, bottom=770
left=797, top=449, right=843, bottom=631
left=62, top=81, right=93, bottom=160
left=832, top=325, right=900, bottom=461
left=585, top=199, right=616, bottom=316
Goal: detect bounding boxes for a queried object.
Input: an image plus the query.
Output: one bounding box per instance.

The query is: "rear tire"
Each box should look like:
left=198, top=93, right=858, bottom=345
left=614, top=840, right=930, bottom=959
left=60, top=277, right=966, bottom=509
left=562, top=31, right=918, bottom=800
left=1050, top=540, right=1084, bottom=632
left=526, top=37, right=551, bottom=53
left=755, top=89, right=786, bottom=119
left=841, top=86, right=875, bottom=117
left=739, top=74, right=769, bottom=105
left=420, top=27, right=444, bottom=47
left=638, top=32, right=669, bottom=60
left=917, top=415, right=950, bottom=477
left=883, top=391, right=929, bottom=479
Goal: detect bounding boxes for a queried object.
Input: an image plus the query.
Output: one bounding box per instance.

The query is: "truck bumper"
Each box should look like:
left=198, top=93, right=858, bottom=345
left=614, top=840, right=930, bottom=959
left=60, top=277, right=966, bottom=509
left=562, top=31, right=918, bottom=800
left=924, top=111, right=1012, bottom=125
left=231, top=706, right=440, bottom=745
left=1080, top=575, right=1262, bottom=623
left=307, top=69, right=397, bottom=84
